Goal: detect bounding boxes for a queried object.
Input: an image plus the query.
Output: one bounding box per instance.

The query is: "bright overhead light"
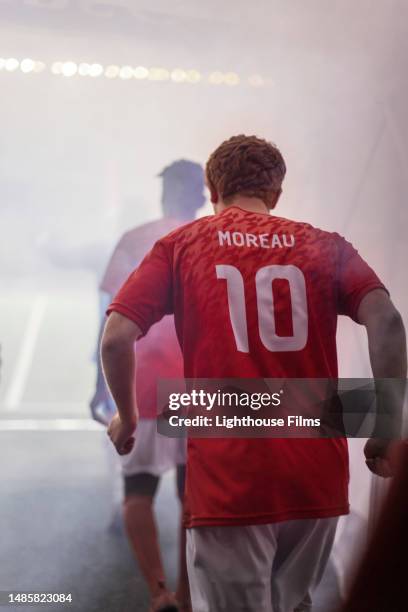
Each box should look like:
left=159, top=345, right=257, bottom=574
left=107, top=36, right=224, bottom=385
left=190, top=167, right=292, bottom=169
left=224, top=72, right=240, bottom=86
left=88, top=63, right=103, bottom=77
left=20, top=58, right=35, bottom=73
left=119, top=65, right=133, bottom=80
left=134, top=66, right=149, bottom=79
left=105, top=65, right=119, bottom=78
left=51, top=61, right=63, bottom=75
left=0, top=55, right=252, bottom=88
left=5, top=58, right=19, bottom=72
left=78, top=63, right=90, bottom=76
left=148, top=67, right=170, bottom=81
left=248, top=74, right=265, bottom=87
left=171, top=68, right=186, bottom=83
left=61, top=61, right=78, bottom=77
left=186, top=69, right=201, bottom=83
left=208, top=71, right=224, bottom=85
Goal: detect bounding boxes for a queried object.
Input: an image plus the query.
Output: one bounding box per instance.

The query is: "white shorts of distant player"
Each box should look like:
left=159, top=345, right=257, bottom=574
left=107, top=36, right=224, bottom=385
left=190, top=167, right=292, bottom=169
left=120, top=418, right=187, bottom=476
left=187, top=517, right=338, bottom=612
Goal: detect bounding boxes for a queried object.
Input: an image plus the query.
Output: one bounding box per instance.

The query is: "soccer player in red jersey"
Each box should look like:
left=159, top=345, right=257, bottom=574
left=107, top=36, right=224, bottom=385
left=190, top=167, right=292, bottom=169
left=101, top=136, right=406, bottom=611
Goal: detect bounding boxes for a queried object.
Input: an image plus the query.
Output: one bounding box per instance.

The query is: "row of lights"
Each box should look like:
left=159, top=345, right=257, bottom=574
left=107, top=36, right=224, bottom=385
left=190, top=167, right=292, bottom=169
left=0, top=57, right=265, bottom=87
left=0, top=57, right=46, bottom=73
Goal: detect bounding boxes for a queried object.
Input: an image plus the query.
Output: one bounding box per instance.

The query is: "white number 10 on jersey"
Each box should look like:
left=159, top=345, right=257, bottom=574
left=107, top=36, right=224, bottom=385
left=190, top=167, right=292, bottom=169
left=216, top=264, right=308, bottom=353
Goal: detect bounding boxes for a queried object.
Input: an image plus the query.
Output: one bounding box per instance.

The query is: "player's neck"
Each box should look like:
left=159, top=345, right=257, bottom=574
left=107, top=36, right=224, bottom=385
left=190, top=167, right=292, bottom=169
left=218, top=197, right=270, bottom=216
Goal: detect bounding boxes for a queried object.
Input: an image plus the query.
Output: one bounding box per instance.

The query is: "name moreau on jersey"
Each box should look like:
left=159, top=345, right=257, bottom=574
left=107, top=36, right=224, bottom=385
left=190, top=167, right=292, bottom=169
left=218, top=230, right=295, bottom=249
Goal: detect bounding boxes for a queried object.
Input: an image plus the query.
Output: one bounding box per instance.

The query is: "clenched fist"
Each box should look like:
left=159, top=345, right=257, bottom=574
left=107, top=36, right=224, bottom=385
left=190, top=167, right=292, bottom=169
left=107, top=413, right=137, bottom=455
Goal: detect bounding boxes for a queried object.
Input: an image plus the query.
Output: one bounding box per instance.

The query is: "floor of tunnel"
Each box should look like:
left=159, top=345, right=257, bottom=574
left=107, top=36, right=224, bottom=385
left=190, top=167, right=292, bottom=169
left=0, top=429, right=342, bottom=612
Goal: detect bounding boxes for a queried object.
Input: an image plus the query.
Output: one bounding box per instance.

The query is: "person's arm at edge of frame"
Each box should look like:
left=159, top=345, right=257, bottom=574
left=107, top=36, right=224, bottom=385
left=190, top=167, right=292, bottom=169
left=101, top=311, right=143, bottom=455
left=357, top=288, right=407, bottom=477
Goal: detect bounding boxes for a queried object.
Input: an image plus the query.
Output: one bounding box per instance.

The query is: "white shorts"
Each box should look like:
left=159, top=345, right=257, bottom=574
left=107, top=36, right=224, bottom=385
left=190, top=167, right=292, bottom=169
left=120, top=418, right=186, bottom=477
left=187, top=517, right=338, bottom=612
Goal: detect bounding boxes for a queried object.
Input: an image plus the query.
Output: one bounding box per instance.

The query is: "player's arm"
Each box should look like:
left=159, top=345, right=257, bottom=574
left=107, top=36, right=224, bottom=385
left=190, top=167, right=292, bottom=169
left=101, top=311, right=142, bottom=455
left=357, top=289, right=407, bottom=476
left=358, top=289, right=406, bottom=378
left=101, top=238, right=174, bottom=454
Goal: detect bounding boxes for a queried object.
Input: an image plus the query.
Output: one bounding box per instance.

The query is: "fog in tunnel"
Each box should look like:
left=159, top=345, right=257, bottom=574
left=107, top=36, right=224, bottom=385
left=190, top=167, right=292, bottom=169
left=0, top=1, right=407, bottom=606
left=1, top=1, right=407, bottom=291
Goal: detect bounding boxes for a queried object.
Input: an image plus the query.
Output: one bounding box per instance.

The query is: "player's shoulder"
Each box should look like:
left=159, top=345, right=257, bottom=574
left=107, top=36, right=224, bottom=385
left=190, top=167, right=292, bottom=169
left=158, top=214, right=214, bottom=244
left=115, top=223, right=148, bottom=247
left=264, top=214, right=352, bottom=263
left=120, top=218, right=173, bottom=241
left=115, top=218, right=178, bottom=251
left=274, top=214, right=345, bottom=245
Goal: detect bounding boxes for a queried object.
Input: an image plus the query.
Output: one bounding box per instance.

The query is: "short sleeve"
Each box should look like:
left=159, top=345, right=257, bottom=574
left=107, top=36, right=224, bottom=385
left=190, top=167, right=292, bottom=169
left=336, top=235, right=389, bottom=322
left=107, top=239, right=173, bottom=336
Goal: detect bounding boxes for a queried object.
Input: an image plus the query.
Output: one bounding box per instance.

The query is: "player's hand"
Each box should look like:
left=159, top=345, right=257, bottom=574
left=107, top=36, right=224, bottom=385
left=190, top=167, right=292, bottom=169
left=364, top=438, right=396, bottom=478
left=107, top=413, right=136, bottom=455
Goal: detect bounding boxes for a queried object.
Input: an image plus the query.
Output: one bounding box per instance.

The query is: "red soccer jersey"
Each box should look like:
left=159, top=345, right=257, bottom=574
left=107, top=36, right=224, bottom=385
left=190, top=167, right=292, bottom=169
left=108, top=206, right=387, bottom=527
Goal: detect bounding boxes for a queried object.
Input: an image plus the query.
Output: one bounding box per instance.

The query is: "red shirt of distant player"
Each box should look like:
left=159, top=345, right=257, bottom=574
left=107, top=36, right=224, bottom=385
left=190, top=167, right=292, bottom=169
left=108, top=206, right=387, bottom=527
left=101, top=218, right=183, bottom=419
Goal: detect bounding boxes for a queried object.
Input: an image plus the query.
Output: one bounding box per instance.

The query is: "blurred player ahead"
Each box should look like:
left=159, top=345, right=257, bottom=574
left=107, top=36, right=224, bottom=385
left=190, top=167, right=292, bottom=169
left=101, top=136, right=406, bottom=612
left=92, top=160, right=204, bottom=612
